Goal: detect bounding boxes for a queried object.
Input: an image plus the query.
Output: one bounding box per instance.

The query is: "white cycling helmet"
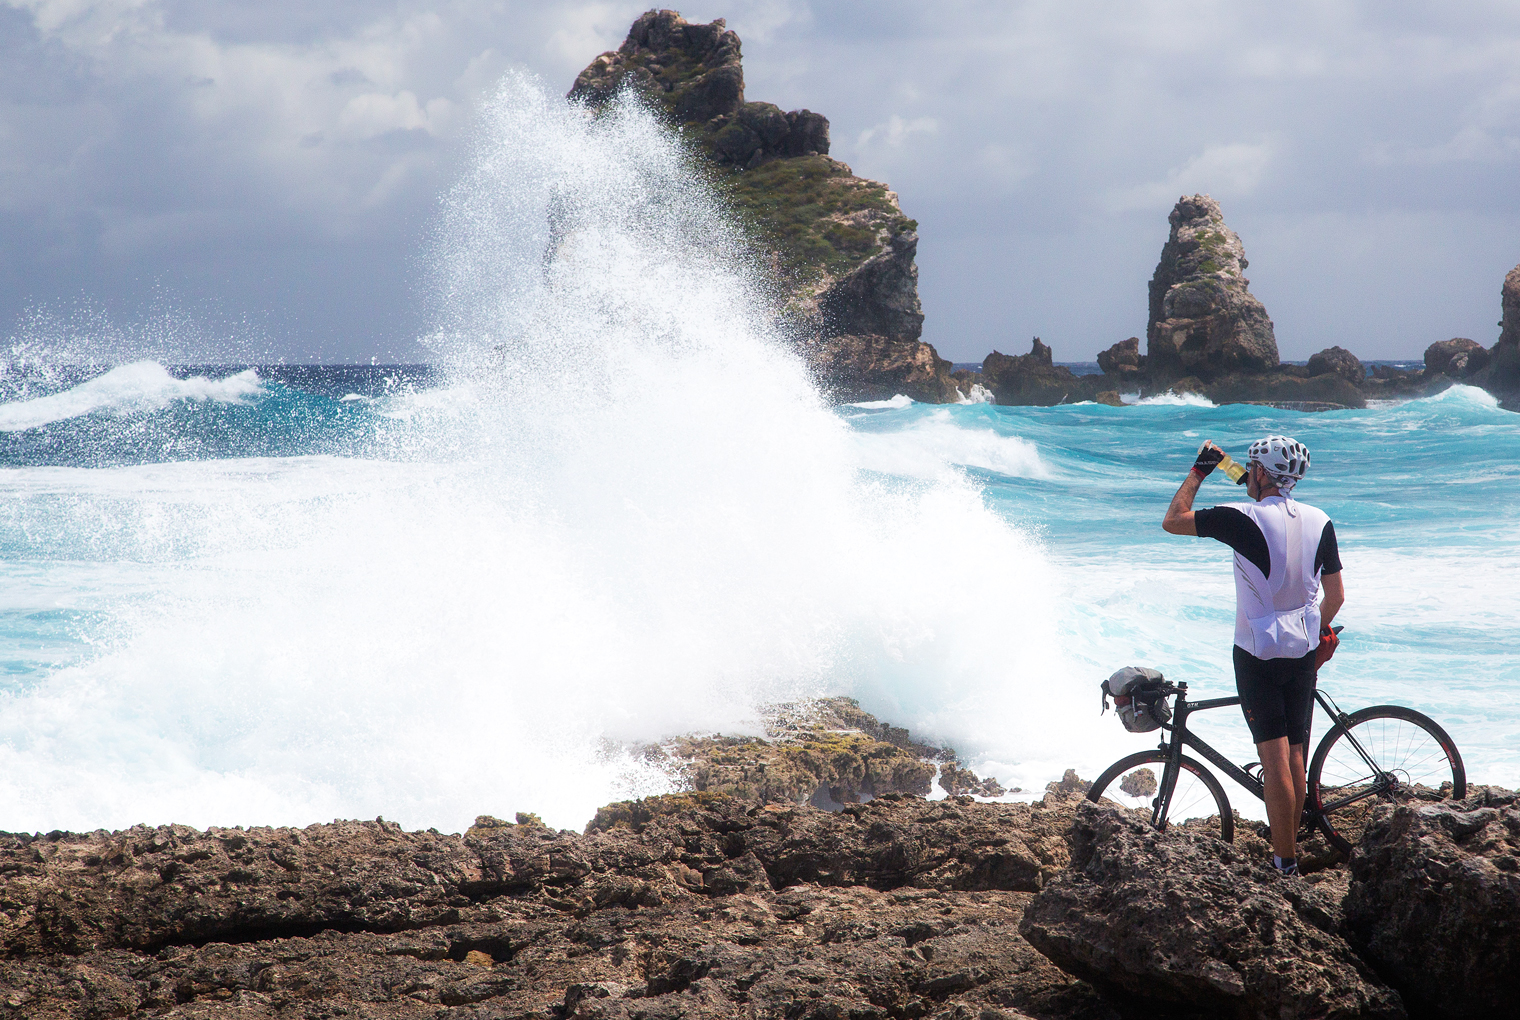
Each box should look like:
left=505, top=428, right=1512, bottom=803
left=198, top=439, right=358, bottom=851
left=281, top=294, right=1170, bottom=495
left=1247, top=435, right=1310, bottom=491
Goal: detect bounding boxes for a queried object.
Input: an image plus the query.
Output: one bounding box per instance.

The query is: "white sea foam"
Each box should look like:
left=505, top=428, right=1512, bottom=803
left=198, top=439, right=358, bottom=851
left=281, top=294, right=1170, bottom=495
left=848, top=394, right=915, bottom=409
left=852, top=410, right=1050, bottom=480
left=0, top=77, right=1084, bottom=833
left=1133, top=391, right=1217, bottom=407
left=1407, top=383, right=1502, bottom=410
left=0, top=362, right=262, bottom=432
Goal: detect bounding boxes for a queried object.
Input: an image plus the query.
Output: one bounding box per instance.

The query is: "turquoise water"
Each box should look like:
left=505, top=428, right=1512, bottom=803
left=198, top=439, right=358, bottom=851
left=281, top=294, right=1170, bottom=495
left=0, top=362, right=1513, bottom=832
left=845, top=386, right=1519, bottom=799
left=1, top=78, right=1513, bottom=833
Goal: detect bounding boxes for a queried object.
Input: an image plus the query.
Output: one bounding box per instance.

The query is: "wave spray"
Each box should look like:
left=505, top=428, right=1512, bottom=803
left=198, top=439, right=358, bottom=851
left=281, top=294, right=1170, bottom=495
left=0, top=77, right=1082, bottom=833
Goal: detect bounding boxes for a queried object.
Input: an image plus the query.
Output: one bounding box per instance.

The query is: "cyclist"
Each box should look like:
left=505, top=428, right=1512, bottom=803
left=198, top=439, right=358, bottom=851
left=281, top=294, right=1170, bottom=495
left=1161, top=436, right=1345, bottom=876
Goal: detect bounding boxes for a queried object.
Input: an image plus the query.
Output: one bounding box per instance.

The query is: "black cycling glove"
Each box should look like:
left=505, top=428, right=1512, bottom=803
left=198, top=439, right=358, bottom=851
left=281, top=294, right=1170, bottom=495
left=1192, top=442, right=1224, bottom=477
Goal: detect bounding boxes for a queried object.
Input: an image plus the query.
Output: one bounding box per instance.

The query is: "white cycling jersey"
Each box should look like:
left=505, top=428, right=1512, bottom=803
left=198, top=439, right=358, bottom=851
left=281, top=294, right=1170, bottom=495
left=1195, top=496, right=1342, bottom=660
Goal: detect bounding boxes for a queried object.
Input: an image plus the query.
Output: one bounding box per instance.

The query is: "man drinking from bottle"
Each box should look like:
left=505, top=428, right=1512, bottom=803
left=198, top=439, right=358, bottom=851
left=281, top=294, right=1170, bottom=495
left=1161, top=436, right=1345, bottom=876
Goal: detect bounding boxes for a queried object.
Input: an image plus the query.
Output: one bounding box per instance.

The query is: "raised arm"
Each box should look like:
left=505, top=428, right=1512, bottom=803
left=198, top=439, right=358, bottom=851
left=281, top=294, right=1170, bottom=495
left=1162, top=440, right=1222, bottom=535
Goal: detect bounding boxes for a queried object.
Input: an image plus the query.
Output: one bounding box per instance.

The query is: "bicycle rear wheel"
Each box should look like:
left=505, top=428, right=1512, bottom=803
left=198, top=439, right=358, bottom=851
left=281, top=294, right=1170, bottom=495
left=1309, top=705, right=1466, bottom=855
left=1088, top=750, right=1234, bottom=843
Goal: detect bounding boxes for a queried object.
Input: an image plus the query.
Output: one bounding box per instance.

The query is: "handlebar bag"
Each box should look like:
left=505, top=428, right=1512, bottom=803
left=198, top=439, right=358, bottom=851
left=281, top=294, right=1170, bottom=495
left=1102, top=666, right=1172, bottom=733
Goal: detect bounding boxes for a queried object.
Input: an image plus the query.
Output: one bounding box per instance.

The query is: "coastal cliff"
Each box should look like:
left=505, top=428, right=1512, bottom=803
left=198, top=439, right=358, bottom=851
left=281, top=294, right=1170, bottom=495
left=569, top=11, right=956, bottom=403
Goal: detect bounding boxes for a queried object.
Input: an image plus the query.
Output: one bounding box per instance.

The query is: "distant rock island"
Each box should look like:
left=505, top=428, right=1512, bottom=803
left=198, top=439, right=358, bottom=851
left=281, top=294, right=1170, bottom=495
left=569, top=11, right=956, bottom=403
left=977, top=195, right=1520, bottom=411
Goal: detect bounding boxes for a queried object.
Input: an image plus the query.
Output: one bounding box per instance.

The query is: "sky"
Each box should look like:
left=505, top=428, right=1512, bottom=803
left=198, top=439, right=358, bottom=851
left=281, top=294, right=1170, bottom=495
left=3, top=0, right=1519, bottom=364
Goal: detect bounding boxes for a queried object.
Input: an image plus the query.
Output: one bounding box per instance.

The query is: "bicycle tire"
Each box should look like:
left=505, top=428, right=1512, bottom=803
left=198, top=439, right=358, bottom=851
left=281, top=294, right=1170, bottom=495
left=1309, top=705, right=1466, bottom=855
left=1088, top=750, right=1234, bottom=843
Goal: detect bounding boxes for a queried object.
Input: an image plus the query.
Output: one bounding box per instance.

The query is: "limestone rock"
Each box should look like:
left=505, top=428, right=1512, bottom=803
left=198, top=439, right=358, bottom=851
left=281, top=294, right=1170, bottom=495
left=1307, top=345, right=1365, bottom=385
left=1344, top=788, right=1520, bottom=1019
left=570, top=11, right=952, bottom=404
left=1020, top=802, right=1406, bottom=1020
left=1093, top=390, right=1123, bottom=407
left=1424, top=337, right=1489, bottom=379
left=937, top=762, right=1007, bottom=798
left=1095, top=337, right=1143, bottom=379
left=1470, top=263, right=1520, bottom=405
left=1499, top=261, right=1520, bottom=349
left=0, top=797, right=1112, bottom=1020
left=569, top=11, right=744, bottom=127
left=982, top=338, right=1082, bottom=406
left=1201, top=370, right=1367, bottom=409
left=1147, top=195, right=1279, bottom=381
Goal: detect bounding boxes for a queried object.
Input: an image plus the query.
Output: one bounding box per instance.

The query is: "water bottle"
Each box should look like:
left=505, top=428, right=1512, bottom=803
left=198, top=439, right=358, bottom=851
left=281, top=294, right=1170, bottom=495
left=1216, top=453, right=1248, bottom=485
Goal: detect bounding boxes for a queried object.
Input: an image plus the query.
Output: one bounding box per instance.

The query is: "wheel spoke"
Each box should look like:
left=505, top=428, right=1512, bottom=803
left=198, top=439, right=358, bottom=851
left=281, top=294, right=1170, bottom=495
left=1310, top=706, right=1464, bottom=855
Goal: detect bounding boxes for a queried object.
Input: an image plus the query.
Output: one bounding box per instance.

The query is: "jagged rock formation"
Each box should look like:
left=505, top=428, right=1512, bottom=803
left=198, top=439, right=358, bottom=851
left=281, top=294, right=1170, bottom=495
left=982, top=339, right=1078, bottom=406
left=1307, top=346, right=1365, bottom=385
left=1095, top=337, right=1143, bottom=380
left=1146, top=195, right=1280, bottom=382
left=982, top=338, right=1110, bottom=406
left=629, top=697, right=1002, bottom=810
left=1424, top=338, right=1489, bottom=379
left=1488, top=264, right=1520, bottom=401
left=0, top=793, right=1106, bottom=1019
left=1022, top=802, right=1406, bottom=1020
left=1344, top=788, right=1520, bottom=1019
left=569, top=11, right=954, bottom=404
left=6, top=769, right=1516, bottom=1018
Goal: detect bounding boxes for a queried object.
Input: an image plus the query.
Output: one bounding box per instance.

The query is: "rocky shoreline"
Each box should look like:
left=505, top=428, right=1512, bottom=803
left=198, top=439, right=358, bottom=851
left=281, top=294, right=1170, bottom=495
left=3, top=699, right=1515, bottom=1019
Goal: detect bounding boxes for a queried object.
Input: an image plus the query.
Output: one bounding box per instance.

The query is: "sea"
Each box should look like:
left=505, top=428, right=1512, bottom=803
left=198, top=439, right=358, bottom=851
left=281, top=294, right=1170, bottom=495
left=1, top=75, right=1515, bottom=834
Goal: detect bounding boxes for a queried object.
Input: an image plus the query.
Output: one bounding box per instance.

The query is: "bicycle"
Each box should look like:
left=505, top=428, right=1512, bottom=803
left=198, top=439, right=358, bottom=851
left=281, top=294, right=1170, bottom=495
left=1087, top=657, right=1466, bottom=854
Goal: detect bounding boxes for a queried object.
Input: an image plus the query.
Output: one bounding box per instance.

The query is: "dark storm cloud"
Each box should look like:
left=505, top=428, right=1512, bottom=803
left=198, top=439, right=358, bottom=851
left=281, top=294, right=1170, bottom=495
left=2, top=0, right=1518, bottom=362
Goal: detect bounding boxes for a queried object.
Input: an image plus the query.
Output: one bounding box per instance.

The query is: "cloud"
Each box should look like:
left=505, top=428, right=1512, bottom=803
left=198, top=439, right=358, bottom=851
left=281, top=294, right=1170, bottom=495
left=1103, top=142, right=1276, bottom=212
left=1368, top=125, right=1520, bottom=165
left=337, top=91, right=455, bottom=140
left=856, top=114, right=937, bottom=149
left=4, top=1, right=1520, bottom=361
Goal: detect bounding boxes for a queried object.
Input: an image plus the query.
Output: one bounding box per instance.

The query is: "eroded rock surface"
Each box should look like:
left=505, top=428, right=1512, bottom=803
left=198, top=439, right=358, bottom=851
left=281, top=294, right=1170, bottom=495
left=1095, top=337, right=1143, bottom=381
left=633, top=696, right=999, bottom=809
left=1344, top=789, right=1520, bottom=1019
left=569, top=10, right=952, bottom=403
left=1146, top=195, right=1280, bottom=383
left=1020, top=802, right=1406, bottom=1020
left=983, top=339, right=1100, bottom=407
left=1489, top=264, right=1520, bottom=403
left=0, top=796, right=1105, bottom=1019
left=1423, top=338, right=1489, bottom=379
left=1307, top=345, right=1365, bottom=385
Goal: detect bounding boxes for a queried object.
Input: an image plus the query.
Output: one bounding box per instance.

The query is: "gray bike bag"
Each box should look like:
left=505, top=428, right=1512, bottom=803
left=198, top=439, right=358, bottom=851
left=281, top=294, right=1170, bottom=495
left=1102, top=666, right=1172, bottom=733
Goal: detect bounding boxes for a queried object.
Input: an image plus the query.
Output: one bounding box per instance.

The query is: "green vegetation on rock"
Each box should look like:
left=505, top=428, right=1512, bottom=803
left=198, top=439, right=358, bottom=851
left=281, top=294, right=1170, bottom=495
left=720, top=156, right=916, bottom=282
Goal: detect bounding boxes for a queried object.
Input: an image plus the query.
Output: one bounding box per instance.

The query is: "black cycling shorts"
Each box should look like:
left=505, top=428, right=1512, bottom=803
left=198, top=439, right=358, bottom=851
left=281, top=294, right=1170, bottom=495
left=1233, top=645, right=1317, bottom=745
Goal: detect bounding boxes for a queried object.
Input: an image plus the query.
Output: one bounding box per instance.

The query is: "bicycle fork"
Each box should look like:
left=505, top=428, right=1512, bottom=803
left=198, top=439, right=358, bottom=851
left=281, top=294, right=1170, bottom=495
left=1150, top=738, right=1185, bottom=830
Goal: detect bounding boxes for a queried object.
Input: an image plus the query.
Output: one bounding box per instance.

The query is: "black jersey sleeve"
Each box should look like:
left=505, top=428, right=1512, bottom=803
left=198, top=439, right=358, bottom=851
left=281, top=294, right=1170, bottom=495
left=1194, top=505, right=1272, bottom=579
left=1316, top=519, right=1343, bottom=575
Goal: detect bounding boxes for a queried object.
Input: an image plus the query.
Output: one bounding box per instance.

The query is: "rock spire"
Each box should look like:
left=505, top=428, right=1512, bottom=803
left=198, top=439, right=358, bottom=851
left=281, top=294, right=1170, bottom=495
left=568, top=10, right=954, bottom=402
left=1147, top=195, right=1279, bottom=381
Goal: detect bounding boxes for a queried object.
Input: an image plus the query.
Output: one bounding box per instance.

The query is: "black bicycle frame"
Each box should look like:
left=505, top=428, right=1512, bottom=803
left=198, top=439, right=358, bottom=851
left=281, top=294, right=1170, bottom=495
left=1150, top=682, right=1382, bottom=827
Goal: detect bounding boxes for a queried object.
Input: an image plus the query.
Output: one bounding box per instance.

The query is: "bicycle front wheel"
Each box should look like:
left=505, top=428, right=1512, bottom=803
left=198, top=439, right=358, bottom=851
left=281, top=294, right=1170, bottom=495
left=1088, top=750, right=1234, bottom=843
left=1309, top=705, right=1466, bottom=855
